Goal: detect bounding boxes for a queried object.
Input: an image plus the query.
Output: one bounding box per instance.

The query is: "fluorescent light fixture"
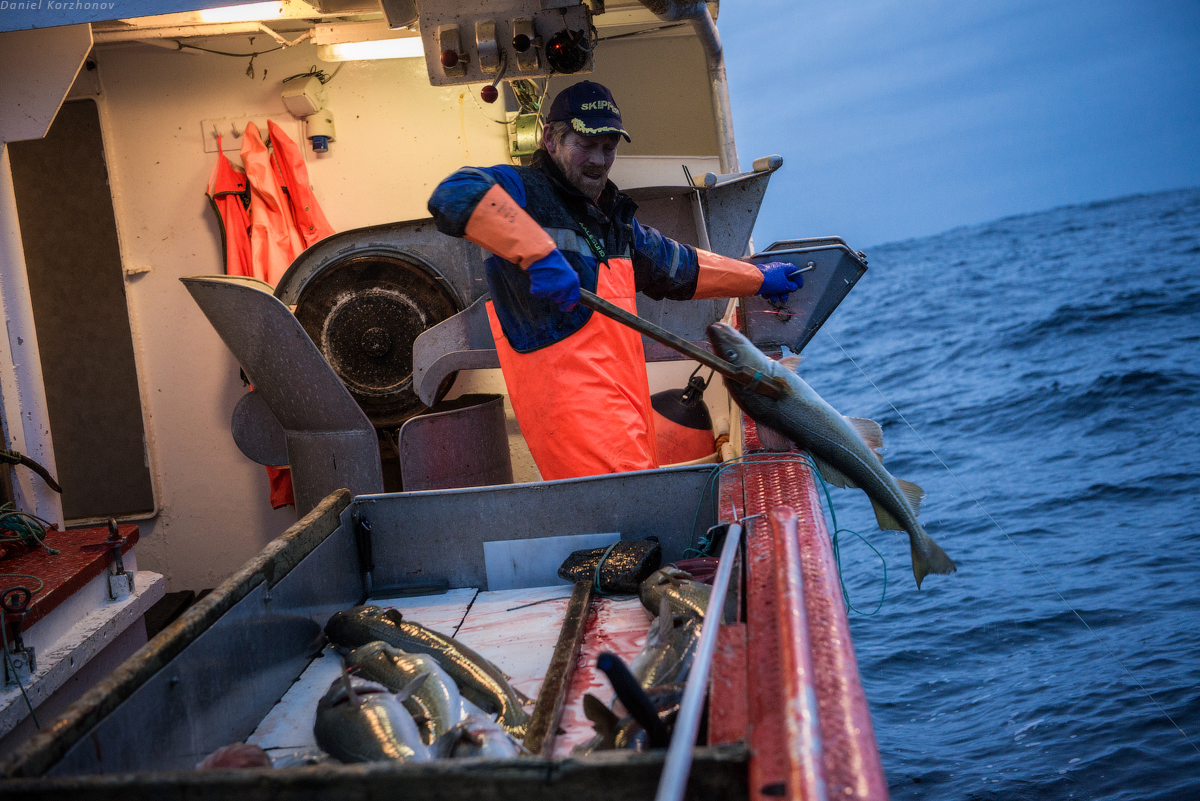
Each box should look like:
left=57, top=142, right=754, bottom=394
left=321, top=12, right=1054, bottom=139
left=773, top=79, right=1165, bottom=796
left=317, top=37, right=425, bottom=62
left=198, top=2, right=286, bottom=23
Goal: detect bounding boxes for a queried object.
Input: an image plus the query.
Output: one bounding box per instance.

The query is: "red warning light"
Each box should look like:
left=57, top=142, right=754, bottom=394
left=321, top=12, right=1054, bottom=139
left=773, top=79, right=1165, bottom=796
left=481, top=85, right=499, bottom=104
left=440, top=49, right=459, bottom=68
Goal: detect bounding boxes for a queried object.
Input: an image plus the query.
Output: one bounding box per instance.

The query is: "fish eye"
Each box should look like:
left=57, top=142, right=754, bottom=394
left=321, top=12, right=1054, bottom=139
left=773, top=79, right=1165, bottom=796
left=725, top=349, right=738, bottom=361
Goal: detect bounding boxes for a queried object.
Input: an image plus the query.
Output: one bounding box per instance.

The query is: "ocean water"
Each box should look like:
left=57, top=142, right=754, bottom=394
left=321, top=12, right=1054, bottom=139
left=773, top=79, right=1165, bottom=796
left=793, top=188, right=1200, bottom=799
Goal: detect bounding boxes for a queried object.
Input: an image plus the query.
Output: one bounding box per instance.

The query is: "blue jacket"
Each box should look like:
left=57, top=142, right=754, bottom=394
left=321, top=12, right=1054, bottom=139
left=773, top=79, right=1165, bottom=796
left=428, top=151, right=704, bottom=353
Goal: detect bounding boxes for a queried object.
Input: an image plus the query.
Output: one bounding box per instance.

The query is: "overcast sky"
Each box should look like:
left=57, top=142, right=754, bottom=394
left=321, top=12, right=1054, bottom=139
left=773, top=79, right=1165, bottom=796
left=720, top=0, right=1200, bottom=249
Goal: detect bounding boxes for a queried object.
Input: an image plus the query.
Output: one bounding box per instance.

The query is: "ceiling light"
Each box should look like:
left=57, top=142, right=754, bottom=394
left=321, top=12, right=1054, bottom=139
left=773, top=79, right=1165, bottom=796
left=317, top=37, right=425, bottom=62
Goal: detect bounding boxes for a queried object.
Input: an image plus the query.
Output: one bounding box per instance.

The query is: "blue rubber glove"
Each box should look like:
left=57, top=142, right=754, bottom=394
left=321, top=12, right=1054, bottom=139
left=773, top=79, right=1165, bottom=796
left=527, top=248, right=581, bottom=312
left=756, top=261, right=803, bottom=304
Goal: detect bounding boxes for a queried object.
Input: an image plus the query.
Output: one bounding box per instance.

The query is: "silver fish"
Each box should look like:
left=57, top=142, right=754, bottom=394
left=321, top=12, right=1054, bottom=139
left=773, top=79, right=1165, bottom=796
left=639, top=566, right=711, bottom=619
left=313, top=674, right=430, bottom=764
left=326, top=605, right=531, bottom=738
left=629, top=595, right=700, bottom=688
left=447, top=712, right=524, bottom=759
left=346, top=641, right=464, bottom=745
left=707, top=322, right=957, bottom=588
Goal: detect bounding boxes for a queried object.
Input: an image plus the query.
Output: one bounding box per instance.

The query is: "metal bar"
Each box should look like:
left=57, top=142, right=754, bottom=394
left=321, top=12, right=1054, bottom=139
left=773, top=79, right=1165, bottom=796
left=653, top=520, right=744, bottom=801
left=768, top=508, right=827, bottom=800
left=523, top=581, right=593, bottom=756
left=577, top=289, right=785, bottom=399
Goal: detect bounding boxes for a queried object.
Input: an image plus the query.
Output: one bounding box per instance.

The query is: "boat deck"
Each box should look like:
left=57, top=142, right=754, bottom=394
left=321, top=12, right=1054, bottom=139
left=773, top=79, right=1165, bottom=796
left=248, top=585, right=654, bottom=764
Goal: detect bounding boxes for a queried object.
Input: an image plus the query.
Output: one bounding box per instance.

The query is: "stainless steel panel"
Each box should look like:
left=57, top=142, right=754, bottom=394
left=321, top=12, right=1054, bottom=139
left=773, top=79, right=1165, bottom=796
left=412, top=296, right=499, bottom=407
left=355, top=465, right=718, bottom=592
left=742, top=245, right=869, bottom=354
left=231, top=389, right=288, bottom=466
left=181, top=276, right=384, bottom=514
left=398, top=394, right=513, bottom=491
left=47, top=516, right=362, bottom=776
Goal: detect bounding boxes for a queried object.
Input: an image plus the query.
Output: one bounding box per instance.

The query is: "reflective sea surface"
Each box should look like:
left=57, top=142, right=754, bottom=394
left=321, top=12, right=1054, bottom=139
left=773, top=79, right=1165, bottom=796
left=794, top=188, right=1200, bottom=799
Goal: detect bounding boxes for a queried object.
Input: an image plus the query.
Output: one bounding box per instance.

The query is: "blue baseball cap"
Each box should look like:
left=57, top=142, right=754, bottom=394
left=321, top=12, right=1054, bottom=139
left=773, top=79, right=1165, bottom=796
left=546, top=81, right=631, bottom=142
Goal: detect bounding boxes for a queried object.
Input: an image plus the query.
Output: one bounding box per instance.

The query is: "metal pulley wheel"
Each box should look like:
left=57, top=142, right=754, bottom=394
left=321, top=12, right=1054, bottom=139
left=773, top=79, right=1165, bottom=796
left=291, top=250, right=461, bottom=428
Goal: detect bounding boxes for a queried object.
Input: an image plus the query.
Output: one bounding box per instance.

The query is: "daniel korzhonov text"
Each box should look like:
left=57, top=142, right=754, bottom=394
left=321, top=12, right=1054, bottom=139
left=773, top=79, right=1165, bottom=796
left=0, top=1, right=117, bottom=9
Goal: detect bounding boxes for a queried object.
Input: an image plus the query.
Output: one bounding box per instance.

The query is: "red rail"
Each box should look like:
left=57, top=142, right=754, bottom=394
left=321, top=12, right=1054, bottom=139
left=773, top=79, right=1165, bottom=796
left=708, top=416, right=888, bottom=801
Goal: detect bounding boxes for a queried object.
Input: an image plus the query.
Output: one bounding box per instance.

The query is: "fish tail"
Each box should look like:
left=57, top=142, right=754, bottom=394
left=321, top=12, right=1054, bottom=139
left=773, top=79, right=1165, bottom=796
left=910, top=531, right=957, bottom=590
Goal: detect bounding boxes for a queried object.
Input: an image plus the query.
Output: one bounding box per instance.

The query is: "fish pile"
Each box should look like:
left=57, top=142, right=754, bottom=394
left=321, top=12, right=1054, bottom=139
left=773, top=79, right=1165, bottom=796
left=707, top=322, right=957, bottom=589
left=577, top=564, right=713, bottom=753
left=314, top=604, right=532, bottom=764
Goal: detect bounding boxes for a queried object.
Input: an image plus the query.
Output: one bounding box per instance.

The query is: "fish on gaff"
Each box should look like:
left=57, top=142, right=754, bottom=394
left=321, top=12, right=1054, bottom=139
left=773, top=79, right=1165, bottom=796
left=629, top=595, right=700, bottom=689
left=313, top=673, right=431, bottom=764
left=706, top=322, right=957, bottom=589
left=346, top=641, right=464, bottom=745
left=325, top=605, right=532, bottom=738
left=639, top=566, right=711, bottom=620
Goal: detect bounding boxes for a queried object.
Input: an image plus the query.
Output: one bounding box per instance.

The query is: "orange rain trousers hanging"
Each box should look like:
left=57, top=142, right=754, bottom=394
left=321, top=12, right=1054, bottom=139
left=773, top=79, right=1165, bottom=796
left=207, top=123, right=338, bottom=508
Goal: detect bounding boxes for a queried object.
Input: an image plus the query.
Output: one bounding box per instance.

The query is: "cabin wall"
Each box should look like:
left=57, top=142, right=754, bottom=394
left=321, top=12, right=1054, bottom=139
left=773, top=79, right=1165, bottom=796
left=75, top=30, right=720, bottom=592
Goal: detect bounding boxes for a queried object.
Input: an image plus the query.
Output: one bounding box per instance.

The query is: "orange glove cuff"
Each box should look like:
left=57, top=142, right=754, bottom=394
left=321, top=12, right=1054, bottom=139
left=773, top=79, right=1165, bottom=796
left=464, top=184, right=557, bottom=269
left=693, top=249, right=766, bottom=298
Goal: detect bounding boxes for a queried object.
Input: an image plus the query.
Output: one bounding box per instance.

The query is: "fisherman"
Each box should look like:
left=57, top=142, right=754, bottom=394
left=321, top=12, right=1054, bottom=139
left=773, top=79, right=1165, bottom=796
left=428, top=81, right=802, bottom=481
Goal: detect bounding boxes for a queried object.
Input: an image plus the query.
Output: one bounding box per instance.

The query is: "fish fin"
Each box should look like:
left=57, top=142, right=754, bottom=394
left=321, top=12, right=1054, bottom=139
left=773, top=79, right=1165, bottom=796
left=871, top=499, right=904, bottom=531
left=431, top=724, right=464, bottom=759
left=394, top=671, right=430, bottom=702
left=845, top=416, right=884, bottom=460
left=755, top=423, right=795, bottom=452
left=381, top=608, right=404, bottom=626
left=514, top=686, right=535, bottom=706
left=339, top=662, right=362, bottom=707
left=896, top=478, right=925, bottom=517
left=582, top=694, right=619, bottom=748
left=778, top=355, right=803, bottom=372
left=813, top=455, right=858, bottom=489
left=647, top=596, right=674, bottom=646
left=911, top=533, right=957, bottom=589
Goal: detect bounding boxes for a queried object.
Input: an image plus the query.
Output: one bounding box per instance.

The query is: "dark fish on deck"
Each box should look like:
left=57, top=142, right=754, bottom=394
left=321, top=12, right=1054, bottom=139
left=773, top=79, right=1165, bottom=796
left=346, top=641, right=463, bottom=744
left=577, top=683, right=686, bottom=753
left=639, top=565, right=712, bottom=619
left=707, top=322, right=957, bottom=588
left=326, top=605, right=531, bottom=738
left=630, top=595, right=700, bottom=688
left=313, top=673, right=430, bottom=764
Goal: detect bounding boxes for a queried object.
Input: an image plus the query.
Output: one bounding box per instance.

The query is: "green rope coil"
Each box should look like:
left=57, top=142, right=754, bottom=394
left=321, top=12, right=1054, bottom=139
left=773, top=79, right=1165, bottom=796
left=0, top=504, right=58, bottom=555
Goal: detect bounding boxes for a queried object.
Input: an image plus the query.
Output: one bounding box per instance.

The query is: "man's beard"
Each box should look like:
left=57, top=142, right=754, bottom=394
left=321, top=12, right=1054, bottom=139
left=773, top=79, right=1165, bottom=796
left=552, top=151, right=608, bottom=200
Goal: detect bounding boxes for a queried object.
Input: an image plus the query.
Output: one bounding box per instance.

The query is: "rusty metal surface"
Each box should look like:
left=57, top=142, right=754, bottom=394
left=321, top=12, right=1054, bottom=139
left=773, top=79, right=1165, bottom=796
left=733, top=417, right=888, bottom=801
left=789, top=464, right=889, bottom=800
left=768, top=509, right=826, bottom=801
left=707, top=623, right=748, bottom=747
left=398, top=394, right=513, bottom=491
left=524, top=581, right=593, bottom=756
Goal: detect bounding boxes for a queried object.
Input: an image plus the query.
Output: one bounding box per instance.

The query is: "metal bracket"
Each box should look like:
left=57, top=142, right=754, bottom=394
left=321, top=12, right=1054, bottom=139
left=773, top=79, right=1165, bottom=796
left=2, top=586, right=36, bottom=686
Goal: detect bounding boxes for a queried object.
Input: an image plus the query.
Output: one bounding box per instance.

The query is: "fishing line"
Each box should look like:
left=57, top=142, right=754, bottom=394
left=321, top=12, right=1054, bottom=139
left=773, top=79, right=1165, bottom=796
left=823, top=328, right=1200, bottom=754
left=687, top=455, right=888, bottom=614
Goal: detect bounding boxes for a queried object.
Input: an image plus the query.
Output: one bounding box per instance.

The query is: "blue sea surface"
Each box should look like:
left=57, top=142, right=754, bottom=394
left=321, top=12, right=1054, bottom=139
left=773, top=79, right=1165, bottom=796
left=793, top=188, right=1200, bottom=799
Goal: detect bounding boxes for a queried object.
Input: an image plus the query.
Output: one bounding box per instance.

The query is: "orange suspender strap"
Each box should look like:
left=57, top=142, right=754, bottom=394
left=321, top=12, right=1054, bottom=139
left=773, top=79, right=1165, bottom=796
left=464, top=184, right=557, bottom=269
left=693, top=249, right=766, bottom=299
